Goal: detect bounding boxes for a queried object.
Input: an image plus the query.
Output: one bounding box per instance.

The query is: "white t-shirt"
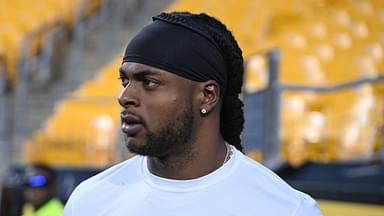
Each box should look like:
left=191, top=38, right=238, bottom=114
left=63, top=146, right=322, bottom=216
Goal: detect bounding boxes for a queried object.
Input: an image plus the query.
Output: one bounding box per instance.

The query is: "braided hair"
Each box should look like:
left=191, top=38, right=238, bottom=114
left=154, top=12, right=245, bottom=151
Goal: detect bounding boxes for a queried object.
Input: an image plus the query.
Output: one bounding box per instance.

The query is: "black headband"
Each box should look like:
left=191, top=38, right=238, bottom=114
left=123, top=16, right=227, bottom=96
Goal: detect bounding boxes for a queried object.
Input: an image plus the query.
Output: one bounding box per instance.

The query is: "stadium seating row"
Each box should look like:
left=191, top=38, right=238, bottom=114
left=24, top=59, right=122, bottom=166
left=25, top=0, right=383, bottom=167
left=168, top=0, right=384, bottom=165
left=0, top=0, right=104, bottom=90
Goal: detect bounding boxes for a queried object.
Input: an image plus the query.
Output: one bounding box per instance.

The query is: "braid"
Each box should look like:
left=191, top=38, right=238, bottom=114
left=158, top=12, right=245, bottom=151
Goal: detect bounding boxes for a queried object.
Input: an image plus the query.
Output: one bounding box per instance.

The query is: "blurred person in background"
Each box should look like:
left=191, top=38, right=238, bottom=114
left=21, top=164, right=63, bottom=216
left=63, top=12, right=322, bottom=215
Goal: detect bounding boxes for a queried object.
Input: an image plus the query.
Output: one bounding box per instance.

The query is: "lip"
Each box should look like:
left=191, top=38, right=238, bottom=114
left=120, top=111, right=143, bottom=136
left=121, top=122, right=143, bottom=136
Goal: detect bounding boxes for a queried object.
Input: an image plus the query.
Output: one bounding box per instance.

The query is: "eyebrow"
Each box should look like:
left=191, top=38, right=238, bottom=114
left=119, top=68, right=161, bottom=79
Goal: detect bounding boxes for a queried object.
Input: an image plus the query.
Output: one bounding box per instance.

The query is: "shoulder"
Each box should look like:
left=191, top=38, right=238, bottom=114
left=232, top=149, right=322, bottom=215
left=68, top=156, right=142, bottom=199
left=63, top=156, right=144, bottom=215
left=38, top=198, right=64, bottom=216
left=292, top=192, right=323, bottom=216
left=234, top=150, right=296, bottom=193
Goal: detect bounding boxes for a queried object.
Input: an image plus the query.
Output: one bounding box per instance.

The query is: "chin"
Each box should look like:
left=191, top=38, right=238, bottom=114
left=125, top=137, right=149, bottom=155
left=125, top=141, right=168, bottom=157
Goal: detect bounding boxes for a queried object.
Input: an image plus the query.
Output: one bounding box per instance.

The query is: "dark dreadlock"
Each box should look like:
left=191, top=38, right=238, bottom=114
left=154, top=12, right=245, bottom=151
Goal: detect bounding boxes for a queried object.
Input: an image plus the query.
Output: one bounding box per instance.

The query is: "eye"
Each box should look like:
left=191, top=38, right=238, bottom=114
left=118, top=76, right=129, bottom=87
left=143, top=79, right=159, bottom=89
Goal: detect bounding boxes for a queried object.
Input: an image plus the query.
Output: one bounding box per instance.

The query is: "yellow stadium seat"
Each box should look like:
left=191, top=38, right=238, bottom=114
left=24, top=57, right=121, bottom=167
left=0, top=0, right=105, bottom=89
left=24, top=0, right=384, bottom=167
left=244, top=54, right=269, bottom=93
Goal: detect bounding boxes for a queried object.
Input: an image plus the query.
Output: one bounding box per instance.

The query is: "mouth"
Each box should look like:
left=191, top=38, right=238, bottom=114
left=120, top=112, right=144, bottom=136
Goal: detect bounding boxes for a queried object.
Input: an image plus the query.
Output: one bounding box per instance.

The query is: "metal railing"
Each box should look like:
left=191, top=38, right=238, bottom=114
left=243, top=49, right=384, bottom=169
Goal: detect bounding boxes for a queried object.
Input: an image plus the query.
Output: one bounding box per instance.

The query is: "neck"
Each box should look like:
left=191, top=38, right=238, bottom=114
left=147, top=125, right=227, bottom=180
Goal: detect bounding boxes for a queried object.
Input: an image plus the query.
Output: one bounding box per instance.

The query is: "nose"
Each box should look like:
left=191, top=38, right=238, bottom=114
left=118, top=84, right=139, bottom=108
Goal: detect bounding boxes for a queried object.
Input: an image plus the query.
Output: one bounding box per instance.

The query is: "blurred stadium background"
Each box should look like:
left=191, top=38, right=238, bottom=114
left=0, top=0, right=383, bottom=215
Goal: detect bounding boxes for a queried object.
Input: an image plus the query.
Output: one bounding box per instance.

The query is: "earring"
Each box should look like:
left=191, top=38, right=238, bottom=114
left=200, top=108, right=207, bottom=114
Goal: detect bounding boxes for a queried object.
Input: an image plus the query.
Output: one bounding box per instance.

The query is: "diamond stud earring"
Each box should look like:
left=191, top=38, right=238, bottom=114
left=200, top=108, right=207, bottom=114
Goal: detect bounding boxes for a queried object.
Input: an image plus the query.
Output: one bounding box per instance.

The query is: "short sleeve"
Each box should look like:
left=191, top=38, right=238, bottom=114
left=293, top=194, right=323, bottom=216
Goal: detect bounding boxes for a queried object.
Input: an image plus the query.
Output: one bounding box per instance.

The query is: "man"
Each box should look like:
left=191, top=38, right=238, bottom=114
left=22, top=164, right=64, bottom=216
left=63, top=12, right=323, bottom=215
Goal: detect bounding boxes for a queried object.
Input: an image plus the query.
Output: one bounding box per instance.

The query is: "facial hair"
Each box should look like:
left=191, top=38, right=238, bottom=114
left=125, top=104, right=195, bottom=158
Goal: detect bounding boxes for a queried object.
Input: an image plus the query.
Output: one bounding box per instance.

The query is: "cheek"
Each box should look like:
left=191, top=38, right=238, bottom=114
left=142, top=93, right=188, bottom=130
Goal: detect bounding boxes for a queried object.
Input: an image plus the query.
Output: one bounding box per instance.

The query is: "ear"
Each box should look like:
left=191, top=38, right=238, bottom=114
left=198, top=80, right=220, bottom=115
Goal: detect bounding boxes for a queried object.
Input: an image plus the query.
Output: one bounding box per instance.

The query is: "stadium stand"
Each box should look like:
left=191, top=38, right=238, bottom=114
left=0, top=0, right=382, bottom=215
left=22, top=0, right=383, bottom=168
left=0, top=0, right=106, bottom=90
left=166, top=0, right=384, bottom=165
left=24, top=60, right=122, bottom=167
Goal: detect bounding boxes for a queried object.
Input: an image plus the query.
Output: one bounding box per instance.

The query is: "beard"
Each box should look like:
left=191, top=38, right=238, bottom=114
left=125, top=104, right=195, bottom=158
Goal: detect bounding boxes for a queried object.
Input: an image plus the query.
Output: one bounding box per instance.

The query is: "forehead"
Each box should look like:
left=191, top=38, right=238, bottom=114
left=120, top=62, right=162, bottom=74
left=120, top=62, right=184, bottom=78
left=119, top=62, right=197, bottom=85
